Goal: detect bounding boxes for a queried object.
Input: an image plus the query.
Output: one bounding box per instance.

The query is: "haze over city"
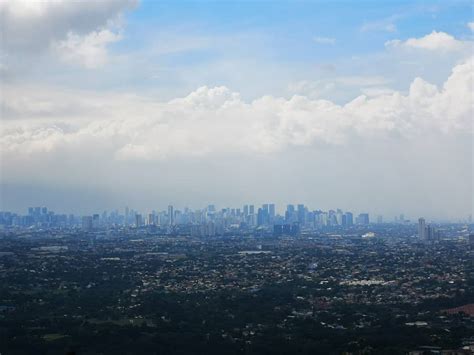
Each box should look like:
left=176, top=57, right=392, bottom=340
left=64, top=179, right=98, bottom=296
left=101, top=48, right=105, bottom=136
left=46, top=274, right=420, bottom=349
left=1, top=0, right=473, bottom=219
left=1, top=2, right=474, bottom=355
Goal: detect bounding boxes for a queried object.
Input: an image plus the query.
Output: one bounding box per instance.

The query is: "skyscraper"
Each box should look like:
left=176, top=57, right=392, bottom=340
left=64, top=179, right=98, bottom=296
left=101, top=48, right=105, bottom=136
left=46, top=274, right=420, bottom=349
left=148, top=213, right=155, bottom=225
left=92, top=214, right=100, bottom=229
left=125, top=206, right=129, bottom=226
left=297, top=204, right=305, bottom=225
left=344, top=212, right=353, bottom=226
left=269, top=204, right=275, bottom=221
left=418, top=218, right=426, bottom=239
left=168, top=205, right=174, bottom=225
left=357, top=213, right=369, bottom=225
left=257, top=208, right=265, bottom=226
left=135, top=214, right=142, bottom=227
left=82, top=216, right=93, bottom=231
left=286, top=204, right=296, bottom=223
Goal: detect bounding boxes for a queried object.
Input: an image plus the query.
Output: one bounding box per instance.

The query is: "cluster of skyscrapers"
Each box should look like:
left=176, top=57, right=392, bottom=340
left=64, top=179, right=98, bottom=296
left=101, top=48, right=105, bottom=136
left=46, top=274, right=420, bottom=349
left=117, top=204, right=369, bottom=230
left=0, top=205, right=464, bottom=241
left=0, top=204, right=373, bottom=234
left=418, top=218, right=441, bottom=241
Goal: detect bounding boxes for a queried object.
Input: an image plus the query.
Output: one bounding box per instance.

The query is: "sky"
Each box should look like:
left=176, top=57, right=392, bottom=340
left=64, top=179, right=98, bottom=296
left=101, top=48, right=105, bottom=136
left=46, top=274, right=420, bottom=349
left=0, top=0, right=473, bottom=221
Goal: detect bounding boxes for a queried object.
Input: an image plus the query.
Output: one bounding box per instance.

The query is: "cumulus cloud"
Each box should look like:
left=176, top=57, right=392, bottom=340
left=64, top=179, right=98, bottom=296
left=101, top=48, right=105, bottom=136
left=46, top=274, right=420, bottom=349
left=1, top=57, right=472, bottom=161
left=52, top=29, right=122, bottom=68
left=288, top=76, right=391, bottom=101
left=386, top=31, right=468, bottom=52
left=0, top=0, right=136, bottom=68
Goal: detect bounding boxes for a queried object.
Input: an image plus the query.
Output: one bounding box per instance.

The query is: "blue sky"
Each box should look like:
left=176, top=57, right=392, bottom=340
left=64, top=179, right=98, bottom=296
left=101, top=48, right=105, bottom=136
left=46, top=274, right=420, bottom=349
left=123, top=0, right=472, bottom=61
left=95, top=0, right=473, bottom=100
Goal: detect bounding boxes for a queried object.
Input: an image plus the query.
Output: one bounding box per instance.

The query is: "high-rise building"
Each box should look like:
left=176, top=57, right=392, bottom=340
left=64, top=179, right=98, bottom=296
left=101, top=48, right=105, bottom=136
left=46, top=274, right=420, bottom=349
left=92, top=214, right=100, bottom=229
left=344, top=212, right=353, bottom=226
left=168, top=205, right=174, bottom=225
left=148, top=213, right=155, bottom=225
left=82, top=216, right=93, bottom=231
left=418, top=218, right=426, bottom=239
left=125, top=206, right=129, bottom=226
left=269, top=204, right=275, bottom=221
left=285, top=205, right=295, bottom=223
left=257, top=208, right=265, bottom=226
left=297, top=204, right=306, bottom=225
left=135, top=214, right=142, bottom=227
left=207, top=205, right=215, bottom=212
left=357, top=213, right=369, bottom=225
left=249, top=205, right=255, bottom=215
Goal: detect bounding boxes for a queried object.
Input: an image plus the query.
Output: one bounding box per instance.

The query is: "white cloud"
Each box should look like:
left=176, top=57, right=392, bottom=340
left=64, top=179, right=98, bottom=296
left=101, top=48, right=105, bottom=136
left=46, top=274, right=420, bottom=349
left=1, top=57, right=472, bottom=161
left=52, top=30, right=122, bottom=69
left=360, top=18, right=397, bottom=33
left=313, top=36, right=336, bottom=45
left=468, top=22, right=474, bottom=32
left=288, top=76, right=391, bottom=101
left=0, top=0, right=136, bottom=68
left=386, top=31, right=468, bottom=52
left=360, top=87, right=396, bottom=97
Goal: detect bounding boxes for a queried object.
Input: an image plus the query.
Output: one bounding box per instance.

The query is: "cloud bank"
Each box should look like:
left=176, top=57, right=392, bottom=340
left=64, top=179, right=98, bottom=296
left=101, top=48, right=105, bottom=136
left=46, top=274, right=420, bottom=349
left=1, top=56, right=472, bottom=161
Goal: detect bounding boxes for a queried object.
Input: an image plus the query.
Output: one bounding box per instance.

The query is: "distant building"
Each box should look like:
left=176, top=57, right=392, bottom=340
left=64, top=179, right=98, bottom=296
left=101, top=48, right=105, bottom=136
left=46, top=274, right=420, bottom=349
left=135, top=214, right=142, bottom=227
left=125, top=206, right=130, bottom=226
left=168, top=205, right=174, bottom=225
left=297, top=204, right=305, bottom=225
left=418, top=217, right=440, bottom=242
left=273, top=223, right=300, bottom=236
left=418, top=218, right=426, bottom=239
left=148, top=213, right=155, bottom=225
left=344, top=212, right=353, bottom=226
left=257, top=208, right=264, bottom=226
left=269, top=204, right=275, bottom=221
left=92, top=214, right=100, bottom=229
left=82, top=216, right=93, bottom=231
left=249, top=205, right=254, bottom=215
left=357, top=213, right=369, bottom=225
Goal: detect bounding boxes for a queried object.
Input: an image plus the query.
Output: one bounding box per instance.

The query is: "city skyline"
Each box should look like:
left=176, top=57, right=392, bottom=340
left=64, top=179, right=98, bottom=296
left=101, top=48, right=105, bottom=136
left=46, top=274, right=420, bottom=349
left=2, top=203, right=470, bottom=225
